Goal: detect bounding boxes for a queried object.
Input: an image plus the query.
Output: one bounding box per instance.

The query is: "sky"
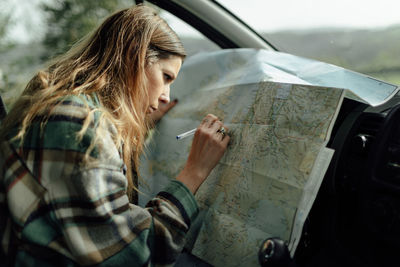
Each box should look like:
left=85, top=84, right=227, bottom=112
left=218, top=0, right=400, bottom=32
left=3, top=0, right=400, bottom=42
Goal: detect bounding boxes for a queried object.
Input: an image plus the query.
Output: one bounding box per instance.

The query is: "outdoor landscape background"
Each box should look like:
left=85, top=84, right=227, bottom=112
left=1, top=0, right=400, bottom=110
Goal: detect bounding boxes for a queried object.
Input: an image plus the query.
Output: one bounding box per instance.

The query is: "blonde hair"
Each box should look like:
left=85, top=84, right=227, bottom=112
left=0, top=5, right=186, bottom=200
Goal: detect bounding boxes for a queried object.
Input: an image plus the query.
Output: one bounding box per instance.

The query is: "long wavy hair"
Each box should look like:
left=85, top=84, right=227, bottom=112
left=0, top=5, right=186, bottom=200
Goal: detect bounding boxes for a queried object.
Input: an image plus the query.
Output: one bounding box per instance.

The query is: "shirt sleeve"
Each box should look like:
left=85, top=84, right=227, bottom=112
left=29, top=98, right=199, bottom=266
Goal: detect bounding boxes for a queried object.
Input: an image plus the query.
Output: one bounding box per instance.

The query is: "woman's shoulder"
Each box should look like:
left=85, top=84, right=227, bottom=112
left=54, top=93, right=99, bottom=113
left=48, top=94, right=102, bottom=124
left=58, top=93, right=100, bottom=108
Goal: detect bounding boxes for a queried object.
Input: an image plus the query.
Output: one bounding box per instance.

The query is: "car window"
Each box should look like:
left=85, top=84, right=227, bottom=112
left=0, top=1, right=220, bottom=109
left=143, top=1, right=220, bottom=57
left=218, top=0, right=400, bottom=85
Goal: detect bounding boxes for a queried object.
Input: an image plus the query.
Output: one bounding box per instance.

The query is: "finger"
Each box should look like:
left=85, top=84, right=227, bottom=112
left=200, top=115, right=210, bottom=125
left=211, top=120, right=223, bottom=133
left=165, top=99, right=178, bottom=112
left=159, top=99, right=178, bottom=114
left=220, top=125, right=229, bottom=140
left=221, top=133, right=230, bottom=146
left=215, top=124, right=229, bottom=140
left=201, top=114, right=218, bottom=127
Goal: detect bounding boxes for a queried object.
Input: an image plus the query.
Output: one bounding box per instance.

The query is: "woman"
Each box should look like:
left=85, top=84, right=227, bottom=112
left=0, top=5, right=229, bottom=266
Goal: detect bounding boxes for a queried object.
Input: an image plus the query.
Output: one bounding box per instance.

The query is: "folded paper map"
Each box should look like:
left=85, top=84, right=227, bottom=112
left=139, top=49, right=398, bottom=266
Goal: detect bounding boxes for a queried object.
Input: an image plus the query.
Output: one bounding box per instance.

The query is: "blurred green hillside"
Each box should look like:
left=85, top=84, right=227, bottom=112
left=265, top=26, right=400, bottom=84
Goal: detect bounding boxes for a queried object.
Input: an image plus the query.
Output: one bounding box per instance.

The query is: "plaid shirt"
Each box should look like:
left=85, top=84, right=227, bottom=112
left=0, top=95, right=198, bottom=266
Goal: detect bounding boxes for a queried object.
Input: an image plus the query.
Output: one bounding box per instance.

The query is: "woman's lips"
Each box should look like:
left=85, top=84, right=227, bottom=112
left=148, top=106, right=157, bottom=114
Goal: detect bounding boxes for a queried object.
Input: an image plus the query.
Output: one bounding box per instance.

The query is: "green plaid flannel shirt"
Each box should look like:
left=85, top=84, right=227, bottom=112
left=0, top=95, right=198, bottom=266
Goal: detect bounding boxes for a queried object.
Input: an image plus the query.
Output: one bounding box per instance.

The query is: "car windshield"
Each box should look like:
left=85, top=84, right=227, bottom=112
left=218, top=0, right=400, bottom=85
left=1, top=0, right=400, bottom=111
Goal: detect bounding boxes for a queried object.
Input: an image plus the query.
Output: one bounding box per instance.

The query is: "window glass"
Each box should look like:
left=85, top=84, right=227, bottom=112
left=0, top=0, right=134, bottom=108
left=0, top=1, right=220, bottom=109
left=144, top=1, right=220, bottom=57
left=218, top=0, right=400, bottom=84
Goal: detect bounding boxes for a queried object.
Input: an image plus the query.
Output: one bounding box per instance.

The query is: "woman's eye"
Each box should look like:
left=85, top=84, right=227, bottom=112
left=164, top=73, right=172, bottom=82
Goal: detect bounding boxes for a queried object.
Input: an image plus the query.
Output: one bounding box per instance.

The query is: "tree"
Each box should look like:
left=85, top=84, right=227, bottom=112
left=41, top=0, right=133, bottom=59
left=0, top=15, right=11, bottom=45
left=0, top=1, right=13, bottom=51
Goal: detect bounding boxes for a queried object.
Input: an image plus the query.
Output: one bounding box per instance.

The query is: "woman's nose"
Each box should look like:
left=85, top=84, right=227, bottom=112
left=159, top=87, right=170, bottom=104
left=159, top=94, right=170, bottom=103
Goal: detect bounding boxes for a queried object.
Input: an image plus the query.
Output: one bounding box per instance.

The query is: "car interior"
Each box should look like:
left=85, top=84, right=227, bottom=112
left=2, top=0, right=400, bottom=266
left=295, top=96, right=400, bottom=267
left=139, top=1, right=400, bottom=266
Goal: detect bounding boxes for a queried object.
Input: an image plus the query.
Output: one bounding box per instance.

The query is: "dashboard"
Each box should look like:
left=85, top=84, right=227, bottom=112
left=295, top=96, right=400, bottom=267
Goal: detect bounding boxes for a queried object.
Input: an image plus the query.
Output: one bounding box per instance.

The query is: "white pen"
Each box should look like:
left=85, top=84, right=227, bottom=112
left=176, top=128, right=197, bottom=140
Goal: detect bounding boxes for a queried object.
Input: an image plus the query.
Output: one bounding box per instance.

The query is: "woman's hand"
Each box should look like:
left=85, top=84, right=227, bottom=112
left=148, top=99, right=178, bottom=124
left=177, top=114, right=230, bottom=194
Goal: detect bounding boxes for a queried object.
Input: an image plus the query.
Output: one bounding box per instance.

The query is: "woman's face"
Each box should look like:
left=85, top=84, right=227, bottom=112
left=145, top=56, right=182, bottom=114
